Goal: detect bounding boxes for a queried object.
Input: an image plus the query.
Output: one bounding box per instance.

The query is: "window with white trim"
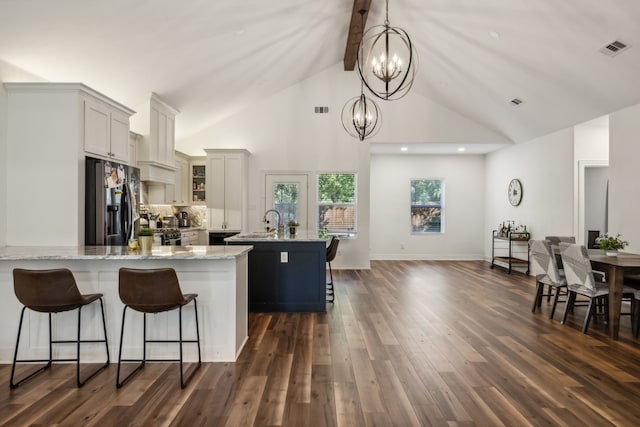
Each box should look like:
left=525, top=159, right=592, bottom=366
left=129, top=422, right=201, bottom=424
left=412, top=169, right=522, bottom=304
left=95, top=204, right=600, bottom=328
left=317, top=172, right=357, bottom=237
left=411, top=179, right=443, bottom=233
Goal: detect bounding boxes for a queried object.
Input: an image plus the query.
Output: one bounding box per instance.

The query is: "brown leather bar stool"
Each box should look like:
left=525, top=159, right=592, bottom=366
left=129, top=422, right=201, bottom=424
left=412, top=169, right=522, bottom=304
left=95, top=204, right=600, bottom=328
left=326, top=237, right=339, bottom=303
left=10, top=268, right=110, bottom=389
left=117, top=268, right=201, bottom=388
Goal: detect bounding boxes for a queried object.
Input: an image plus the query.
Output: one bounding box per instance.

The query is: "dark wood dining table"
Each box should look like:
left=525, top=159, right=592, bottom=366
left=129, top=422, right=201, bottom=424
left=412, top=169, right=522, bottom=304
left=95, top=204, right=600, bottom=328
left=588, top=250, right=640, bottom=340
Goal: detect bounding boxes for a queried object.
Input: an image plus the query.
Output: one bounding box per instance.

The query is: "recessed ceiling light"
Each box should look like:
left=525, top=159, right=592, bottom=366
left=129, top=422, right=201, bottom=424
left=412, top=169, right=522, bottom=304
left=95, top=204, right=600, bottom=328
left=489, top=31, right=500, bottom=39
left=457, top=147, right=466, bottom=152
left=400, top=147, right=408, bottom=152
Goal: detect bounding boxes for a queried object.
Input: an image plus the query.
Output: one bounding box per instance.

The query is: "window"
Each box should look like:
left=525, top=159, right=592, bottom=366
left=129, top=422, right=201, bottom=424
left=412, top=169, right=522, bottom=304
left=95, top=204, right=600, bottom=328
left=273, top=183, right=299, bottom=226
left=317, top=173, right=357, bottom=237
left=411, top=179, right=443, bottom=233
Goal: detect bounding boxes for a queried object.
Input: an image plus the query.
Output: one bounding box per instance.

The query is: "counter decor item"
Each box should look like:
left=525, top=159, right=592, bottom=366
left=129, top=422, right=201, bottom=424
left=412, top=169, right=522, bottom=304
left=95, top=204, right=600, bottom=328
left=287, top=220, right=300, bottom=236
left=596, top=234, right=628, bottom=256
left=137, top=227, right=155, bottom=252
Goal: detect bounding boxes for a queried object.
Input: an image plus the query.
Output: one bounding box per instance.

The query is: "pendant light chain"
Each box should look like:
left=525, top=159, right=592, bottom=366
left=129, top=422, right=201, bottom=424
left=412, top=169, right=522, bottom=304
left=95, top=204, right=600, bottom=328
left=384, top=0, right=390, bottom=26
left=356, top=0, right=417, bottom=100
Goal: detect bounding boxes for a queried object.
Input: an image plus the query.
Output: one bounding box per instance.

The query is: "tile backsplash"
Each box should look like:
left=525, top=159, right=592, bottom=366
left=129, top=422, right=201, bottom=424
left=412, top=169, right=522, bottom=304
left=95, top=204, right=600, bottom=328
left=143, top=204, right=207, bottom=228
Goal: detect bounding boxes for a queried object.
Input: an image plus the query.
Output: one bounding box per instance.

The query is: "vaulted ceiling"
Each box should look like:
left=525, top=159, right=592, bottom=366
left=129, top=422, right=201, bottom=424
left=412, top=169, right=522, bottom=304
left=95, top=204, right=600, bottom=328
left=2, top=0, right=640, bottom=151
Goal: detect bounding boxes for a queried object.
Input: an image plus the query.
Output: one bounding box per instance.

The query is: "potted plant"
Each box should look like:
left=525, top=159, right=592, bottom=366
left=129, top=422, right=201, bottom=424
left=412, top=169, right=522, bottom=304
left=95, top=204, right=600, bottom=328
left=287, top=220, right=300, bottom=236
left=597, top=233, right=628, bottom=256
left=137, top=227, right=155, bottom=252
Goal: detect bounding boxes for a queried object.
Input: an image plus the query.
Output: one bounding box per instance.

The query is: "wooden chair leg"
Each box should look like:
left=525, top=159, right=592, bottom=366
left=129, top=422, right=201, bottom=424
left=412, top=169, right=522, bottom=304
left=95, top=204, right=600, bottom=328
left=550, top=286, right=563, bottom=320
left=532, top=281, right=544, bottom=313
left=562, top=291, right=576, bottom=324
left=582, top=298, right=596, bottom=334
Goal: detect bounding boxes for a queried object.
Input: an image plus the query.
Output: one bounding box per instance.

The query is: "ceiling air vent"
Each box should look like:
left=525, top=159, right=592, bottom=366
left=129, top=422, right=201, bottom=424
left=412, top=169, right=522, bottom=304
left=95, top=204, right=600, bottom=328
left=510, top=98, right=523, bottom=106
left=600, top=40, right=630, bottom=57
left=314, top=106, right=329, bottom=114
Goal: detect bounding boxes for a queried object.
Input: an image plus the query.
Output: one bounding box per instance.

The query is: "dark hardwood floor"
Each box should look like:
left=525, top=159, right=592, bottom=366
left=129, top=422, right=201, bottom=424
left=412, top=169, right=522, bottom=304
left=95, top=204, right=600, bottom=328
left=2, top=260, right=640, bottom=426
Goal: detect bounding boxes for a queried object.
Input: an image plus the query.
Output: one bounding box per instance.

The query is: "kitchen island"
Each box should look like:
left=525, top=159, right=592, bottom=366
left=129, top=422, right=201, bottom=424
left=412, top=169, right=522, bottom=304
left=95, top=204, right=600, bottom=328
left=0, top=245, right=252, bottom=363
left=226, top=232, right=327, bottom=312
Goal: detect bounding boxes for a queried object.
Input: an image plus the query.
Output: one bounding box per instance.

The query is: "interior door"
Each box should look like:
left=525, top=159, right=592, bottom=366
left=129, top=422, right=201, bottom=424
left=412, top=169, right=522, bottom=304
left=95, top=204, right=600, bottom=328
left=265, top=174, right=308, bottom=230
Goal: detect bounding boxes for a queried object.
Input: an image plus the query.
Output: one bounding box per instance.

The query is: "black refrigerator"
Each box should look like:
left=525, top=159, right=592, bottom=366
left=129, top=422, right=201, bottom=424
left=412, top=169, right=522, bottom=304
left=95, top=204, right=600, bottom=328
left=85, top=156, right=141, bottom=246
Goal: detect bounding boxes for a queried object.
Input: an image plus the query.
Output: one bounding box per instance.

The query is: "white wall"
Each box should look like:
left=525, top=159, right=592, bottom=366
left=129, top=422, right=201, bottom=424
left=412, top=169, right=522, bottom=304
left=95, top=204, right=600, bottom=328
left=370, top=154, right=485, bottom=259
left=179, top=63, right=509, bottom=268
left=0, top=60, right=45, bottom=247
left=609, top=103, right=640, bottom=253
left=484, top=128, right=574, bottom=258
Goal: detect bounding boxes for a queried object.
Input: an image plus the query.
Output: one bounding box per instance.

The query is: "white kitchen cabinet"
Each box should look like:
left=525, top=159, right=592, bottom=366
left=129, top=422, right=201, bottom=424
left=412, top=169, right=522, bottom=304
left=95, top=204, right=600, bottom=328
left=172, top=152, right=190, bottom=205
left=83, top=97, right=131, bottom=162
left=205, top=149, right=250, bottom=231
left=130, top=93, right=179, bottom=184
left=4, top=82, right=134, bottom=246
left=146, top=182, right=175, bottom=205
left=180, top=229, right=200, bottom=246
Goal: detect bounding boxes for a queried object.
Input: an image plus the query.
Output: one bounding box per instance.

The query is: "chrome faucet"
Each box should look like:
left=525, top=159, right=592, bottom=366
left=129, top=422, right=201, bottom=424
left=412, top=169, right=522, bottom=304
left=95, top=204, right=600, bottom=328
left=263, top=209, right=284, bottom=235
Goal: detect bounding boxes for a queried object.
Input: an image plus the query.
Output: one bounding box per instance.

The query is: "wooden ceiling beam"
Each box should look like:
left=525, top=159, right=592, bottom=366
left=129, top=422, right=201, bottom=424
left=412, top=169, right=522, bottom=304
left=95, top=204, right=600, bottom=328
left=343, top=0, right=372, bottom=71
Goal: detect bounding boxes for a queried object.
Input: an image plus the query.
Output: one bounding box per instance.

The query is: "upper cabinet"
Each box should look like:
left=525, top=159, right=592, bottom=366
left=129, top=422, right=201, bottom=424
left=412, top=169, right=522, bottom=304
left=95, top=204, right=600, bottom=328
left=130, top=92, right=179, bottom=184
left=173, top=151, right=191, bottom=205
left=4, top=82, right=134, bottom=246
left=83, top=97, right=131, bottom=162
left=205, top=149, right=250, bottom=231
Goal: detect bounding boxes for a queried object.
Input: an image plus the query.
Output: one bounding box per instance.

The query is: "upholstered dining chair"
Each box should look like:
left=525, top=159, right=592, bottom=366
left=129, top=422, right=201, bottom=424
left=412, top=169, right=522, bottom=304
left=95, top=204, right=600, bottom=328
left=530, top=240, right=567, bottom=319
left=559, top=243, right=636, bottom=334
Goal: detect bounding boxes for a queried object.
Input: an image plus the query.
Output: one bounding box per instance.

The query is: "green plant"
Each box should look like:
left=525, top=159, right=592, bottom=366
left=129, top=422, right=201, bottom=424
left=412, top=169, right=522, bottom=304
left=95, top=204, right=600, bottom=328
left=137, top=227, right=155, bottom=237
left=287, top=220, right=299, bottom=227
left=597, top=234, right=628, bottom=251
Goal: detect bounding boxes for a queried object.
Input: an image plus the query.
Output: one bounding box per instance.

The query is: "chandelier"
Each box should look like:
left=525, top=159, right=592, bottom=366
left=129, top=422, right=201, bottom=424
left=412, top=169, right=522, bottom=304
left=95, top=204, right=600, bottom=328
left=341, top=87, right=382, bottom=141
left=357, top=0, right=417, bottom=100
left=342, top=9, right=382, bottom=141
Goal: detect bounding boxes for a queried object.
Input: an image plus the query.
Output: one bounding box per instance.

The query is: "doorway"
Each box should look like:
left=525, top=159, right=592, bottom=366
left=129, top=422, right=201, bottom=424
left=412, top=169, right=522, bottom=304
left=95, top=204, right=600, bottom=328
left=576, top=160, right=608, bottom=245
left=265, top=174, right=309, bottom=230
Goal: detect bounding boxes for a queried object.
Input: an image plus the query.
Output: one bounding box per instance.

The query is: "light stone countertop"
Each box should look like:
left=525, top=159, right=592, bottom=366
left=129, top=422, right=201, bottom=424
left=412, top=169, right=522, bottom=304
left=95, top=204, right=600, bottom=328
left=225, top=230, right=326, bottom=243
left=0, top=245, right=252, bottom=260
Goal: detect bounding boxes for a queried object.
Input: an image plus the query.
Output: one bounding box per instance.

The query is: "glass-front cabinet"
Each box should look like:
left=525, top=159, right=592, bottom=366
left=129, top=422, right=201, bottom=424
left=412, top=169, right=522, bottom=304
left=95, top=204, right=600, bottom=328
left=190, top=158, right=206, bottom=204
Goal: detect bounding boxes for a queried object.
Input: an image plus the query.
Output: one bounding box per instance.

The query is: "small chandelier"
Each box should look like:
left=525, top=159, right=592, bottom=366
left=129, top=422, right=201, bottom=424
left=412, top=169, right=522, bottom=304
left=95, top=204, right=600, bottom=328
left=341, top=87, right=382, bottom=141
left=357, top=0, right=417, bottom=100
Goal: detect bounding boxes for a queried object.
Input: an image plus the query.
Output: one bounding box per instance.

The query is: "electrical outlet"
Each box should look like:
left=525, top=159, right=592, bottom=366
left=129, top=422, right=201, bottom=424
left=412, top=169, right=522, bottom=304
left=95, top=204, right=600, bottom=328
left=280, top=252, right=288, bottom=263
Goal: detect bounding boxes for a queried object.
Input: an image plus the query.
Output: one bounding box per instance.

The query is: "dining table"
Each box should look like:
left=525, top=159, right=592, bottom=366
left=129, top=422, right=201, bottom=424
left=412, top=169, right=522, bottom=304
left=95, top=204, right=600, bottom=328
left=588, top=250, right=640, bottom=340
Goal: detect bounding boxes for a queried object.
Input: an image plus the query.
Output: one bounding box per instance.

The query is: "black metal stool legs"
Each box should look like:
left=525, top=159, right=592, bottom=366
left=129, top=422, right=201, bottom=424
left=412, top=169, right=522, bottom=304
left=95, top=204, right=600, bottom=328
left=10, top=308, right=52, bottom=389
left=178, top=299, right=202, bottom=388
left=116, top=306, right=146, bottom=388
left=117, top=300, right=202, bottom=389
left=75, top=298, right=110, bottom=387
left=326, top=261, right=335, bottom=303
left=10, top=298, right=110, bottom=389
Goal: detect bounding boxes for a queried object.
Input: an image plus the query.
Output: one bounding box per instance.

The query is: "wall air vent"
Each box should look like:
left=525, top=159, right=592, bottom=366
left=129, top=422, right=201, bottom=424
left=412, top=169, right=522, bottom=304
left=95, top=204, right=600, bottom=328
left=314, top=106, right=329, bottom=114
left=510, top=98, right=523, bottom=106
left=600, top=40, right=630, bottom=57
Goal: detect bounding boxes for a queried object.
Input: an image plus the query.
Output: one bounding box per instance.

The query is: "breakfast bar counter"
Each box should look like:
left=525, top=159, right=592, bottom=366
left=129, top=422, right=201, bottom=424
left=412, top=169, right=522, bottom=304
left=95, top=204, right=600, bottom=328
left=0, top=245, right=252, bottom=363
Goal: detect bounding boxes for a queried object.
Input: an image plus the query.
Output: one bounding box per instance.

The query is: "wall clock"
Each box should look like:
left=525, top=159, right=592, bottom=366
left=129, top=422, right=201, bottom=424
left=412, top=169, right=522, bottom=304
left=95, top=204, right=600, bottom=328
left=508, top=179, right=523, bottom=206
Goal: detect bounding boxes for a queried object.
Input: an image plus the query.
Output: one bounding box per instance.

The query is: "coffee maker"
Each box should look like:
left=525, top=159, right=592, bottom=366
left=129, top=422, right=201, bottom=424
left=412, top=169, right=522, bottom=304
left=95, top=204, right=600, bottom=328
left=179, top=211, right=190, bottom=228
